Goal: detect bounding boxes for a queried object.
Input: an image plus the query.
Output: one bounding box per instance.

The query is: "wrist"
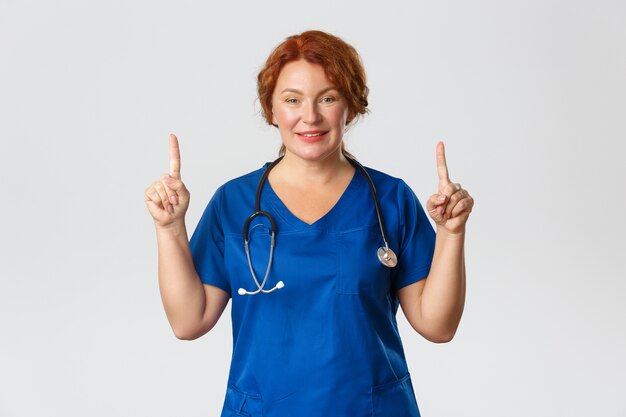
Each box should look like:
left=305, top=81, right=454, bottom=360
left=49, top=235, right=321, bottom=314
left=436, top=225, right=466, bottom=240
left=155, top=220, right=188, bottom=237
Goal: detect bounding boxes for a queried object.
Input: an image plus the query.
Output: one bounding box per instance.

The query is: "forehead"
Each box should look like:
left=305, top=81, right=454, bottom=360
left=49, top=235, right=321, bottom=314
left=274, top=59, right=334, bottom=93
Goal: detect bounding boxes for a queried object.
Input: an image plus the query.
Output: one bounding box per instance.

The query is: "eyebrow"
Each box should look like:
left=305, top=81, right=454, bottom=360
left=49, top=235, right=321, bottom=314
left=279, top=86, right=338, bottom=95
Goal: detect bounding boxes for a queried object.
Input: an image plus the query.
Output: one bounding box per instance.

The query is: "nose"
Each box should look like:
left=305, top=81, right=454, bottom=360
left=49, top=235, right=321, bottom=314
left=302, top=101, right=322, bottom=124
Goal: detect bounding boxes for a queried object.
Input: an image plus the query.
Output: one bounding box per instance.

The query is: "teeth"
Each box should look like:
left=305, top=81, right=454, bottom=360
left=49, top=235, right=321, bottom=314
left=302, top=133, right=323, bottom=137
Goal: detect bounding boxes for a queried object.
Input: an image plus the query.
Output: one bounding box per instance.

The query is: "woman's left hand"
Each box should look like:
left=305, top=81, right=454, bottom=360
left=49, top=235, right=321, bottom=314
left=425, top=141, right=474, bottom=235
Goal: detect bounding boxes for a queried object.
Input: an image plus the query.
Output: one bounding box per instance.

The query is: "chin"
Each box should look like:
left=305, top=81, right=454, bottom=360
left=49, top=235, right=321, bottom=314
left=284, top=139, right=343, bottom=161
left=287, top=147, right=340, bottom=162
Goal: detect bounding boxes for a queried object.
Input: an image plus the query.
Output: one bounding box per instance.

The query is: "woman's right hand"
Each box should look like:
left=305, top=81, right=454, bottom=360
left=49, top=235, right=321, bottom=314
left=144, top=134, right=191, bottom=228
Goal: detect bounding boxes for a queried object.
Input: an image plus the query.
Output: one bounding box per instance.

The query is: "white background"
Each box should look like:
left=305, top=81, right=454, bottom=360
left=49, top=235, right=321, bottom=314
left=1, top=0, right=625, bottom=416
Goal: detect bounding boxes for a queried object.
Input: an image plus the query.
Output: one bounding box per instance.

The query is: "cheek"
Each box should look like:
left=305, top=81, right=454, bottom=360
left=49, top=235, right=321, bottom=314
left=273, top=107, right=298, bottom=127
left=329, top=108, right=349, bottom=129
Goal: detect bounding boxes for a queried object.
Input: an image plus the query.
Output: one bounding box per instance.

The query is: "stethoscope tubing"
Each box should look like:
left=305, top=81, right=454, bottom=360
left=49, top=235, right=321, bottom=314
left=239, top=153, right=396, bottom=296
left=345, top=156, right=393, bottom=254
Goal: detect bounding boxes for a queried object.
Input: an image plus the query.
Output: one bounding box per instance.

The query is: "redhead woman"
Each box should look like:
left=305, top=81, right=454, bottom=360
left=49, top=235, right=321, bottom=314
left=144, top=30, right=473, bottom=417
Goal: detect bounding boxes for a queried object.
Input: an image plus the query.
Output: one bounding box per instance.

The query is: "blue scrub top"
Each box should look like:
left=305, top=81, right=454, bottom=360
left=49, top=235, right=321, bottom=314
left=189, top=163, right=436, bottom=417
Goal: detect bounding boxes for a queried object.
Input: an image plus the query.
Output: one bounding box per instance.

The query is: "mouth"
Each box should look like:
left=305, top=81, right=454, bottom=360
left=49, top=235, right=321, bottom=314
left=296, top=130, right=328, bottom=143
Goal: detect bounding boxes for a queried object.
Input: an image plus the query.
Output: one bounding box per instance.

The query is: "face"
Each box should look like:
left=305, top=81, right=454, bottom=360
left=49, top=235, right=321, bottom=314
left=271, top=59, right=350, bottom=163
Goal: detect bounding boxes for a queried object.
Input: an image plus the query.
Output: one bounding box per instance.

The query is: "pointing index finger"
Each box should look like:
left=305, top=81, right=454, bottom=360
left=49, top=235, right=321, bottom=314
left=169, top=134, right=181, bottom=179
left=436, top=141, right=450, bottom=187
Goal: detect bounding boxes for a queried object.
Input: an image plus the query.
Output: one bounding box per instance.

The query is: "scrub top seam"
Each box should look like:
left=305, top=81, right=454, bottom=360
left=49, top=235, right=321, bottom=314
left=394, top=265, right=432, bottom=292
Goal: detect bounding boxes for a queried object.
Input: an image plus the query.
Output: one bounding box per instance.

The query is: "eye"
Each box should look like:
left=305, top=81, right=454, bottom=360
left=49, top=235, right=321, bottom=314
left=285, top=97, right=299, bottom=104
left=321, top=96, right=336, bottom=103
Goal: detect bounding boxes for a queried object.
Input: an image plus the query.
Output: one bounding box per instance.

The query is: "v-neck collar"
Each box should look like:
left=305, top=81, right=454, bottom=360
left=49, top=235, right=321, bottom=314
left=259, top=162, right=362, bottom=231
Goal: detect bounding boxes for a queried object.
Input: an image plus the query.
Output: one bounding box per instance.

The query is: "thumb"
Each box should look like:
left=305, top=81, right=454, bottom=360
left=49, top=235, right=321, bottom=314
left=426, top=193, right=447, bottom=223
left=164, top=175, right=188, bottom=195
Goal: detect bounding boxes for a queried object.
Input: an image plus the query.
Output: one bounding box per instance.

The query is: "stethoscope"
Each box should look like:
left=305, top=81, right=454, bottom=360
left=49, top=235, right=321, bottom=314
left=238, top=154, right=398, bottom=296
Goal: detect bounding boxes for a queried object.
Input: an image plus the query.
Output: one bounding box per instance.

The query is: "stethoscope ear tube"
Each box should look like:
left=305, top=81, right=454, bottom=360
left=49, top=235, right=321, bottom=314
left=240, top=210, right=281, bottom=295
left=240, top=229, right=283, bottom=295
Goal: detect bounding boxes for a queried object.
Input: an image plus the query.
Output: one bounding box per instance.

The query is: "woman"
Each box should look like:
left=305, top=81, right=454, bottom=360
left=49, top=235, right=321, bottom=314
left=144, top=30, right=473, bottom=417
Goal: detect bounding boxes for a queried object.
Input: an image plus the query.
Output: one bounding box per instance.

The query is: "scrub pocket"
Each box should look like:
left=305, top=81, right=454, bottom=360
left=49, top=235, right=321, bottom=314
left=222, top=383, right=263, bottom=417
left=336, top=225, right=392, bottom=297
left=371, top=373, right=421, bottom=417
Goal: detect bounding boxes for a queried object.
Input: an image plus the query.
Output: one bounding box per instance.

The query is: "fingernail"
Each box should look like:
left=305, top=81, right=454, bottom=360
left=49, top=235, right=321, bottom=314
left=438, top=194, right=446, bottom=201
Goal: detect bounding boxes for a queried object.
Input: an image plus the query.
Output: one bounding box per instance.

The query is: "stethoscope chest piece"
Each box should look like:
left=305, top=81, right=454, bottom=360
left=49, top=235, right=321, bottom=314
left=377, top=247, right=398, bottom=268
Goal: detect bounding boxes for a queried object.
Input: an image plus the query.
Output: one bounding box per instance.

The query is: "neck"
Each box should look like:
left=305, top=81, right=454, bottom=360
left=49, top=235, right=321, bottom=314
left=272, top=148, right=354, bottom=187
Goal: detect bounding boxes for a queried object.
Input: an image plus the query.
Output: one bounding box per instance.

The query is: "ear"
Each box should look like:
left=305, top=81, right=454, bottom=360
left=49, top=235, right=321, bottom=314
left=345, top=108, right=355, bottom=125
left=271, top=109, right=277, bottom=126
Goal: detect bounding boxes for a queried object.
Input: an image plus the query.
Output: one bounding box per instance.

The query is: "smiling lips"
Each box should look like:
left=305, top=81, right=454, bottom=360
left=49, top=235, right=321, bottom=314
left=296, top=130, right=328, bottom=143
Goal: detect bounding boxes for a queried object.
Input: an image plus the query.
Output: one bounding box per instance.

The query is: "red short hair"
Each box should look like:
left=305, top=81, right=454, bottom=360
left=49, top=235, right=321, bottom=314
left=257, top=30, right=369, bottom=130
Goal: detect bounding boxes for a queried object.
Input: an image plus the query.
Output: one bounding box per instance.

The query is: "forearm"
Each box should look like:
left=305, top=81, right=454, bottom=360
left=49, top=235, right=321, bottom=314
left=155, top=221, right=206, bottom=339
left=420, top=226, right=466, bottom=341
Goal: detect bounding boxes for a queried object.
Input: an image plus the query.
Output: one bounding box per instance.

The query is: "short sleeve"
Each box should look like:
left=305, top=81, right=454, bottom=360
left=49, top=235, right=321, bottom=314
left=188, top=186, right=231, bottom=295
left=390, top=180, right=436, bottom=293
